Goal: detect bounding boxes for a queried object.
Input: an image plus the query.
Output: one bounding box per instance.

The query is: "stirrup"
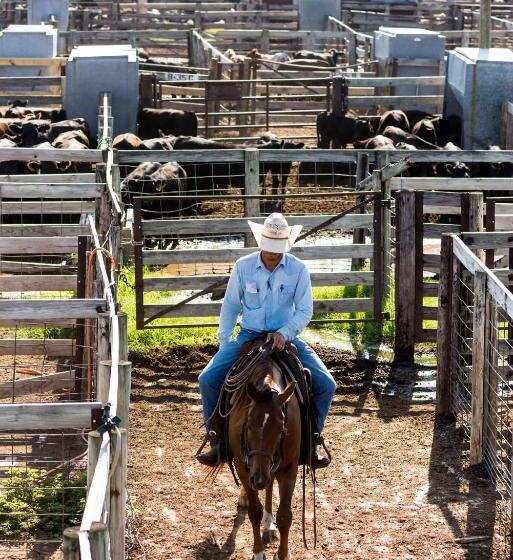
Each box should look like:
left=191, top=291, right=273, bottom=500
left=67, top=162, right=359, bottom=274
left=313, top=433, right=332, bottom=469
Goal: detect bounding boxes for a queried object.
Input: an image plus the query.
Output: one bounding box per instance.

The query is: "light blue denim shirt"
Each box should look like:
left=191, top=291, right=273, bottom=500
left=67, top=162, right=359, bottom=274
left=218, top=251, right=313, bottom=346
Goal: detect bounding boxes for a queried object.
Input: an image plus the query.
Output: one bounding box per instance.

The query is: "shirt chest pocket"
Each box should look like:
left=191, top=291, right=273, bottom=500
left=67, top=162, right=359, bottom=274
left=279, top=284, right=295, bottom=304
left=243, top=285, right=261, bottom=310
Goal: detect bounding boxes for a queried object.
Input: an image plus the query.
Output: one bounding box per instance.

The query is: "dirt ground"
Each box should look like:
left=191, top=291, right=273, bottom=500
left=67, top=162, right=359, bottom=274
left=127, top=346, right=503, bottom=560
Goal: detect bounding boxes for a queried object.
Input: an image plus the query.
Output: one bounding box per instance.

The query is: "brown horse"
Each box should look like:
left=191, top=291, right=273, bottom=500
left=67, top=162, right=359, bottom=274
left=229, top=350, right=301, bottom=560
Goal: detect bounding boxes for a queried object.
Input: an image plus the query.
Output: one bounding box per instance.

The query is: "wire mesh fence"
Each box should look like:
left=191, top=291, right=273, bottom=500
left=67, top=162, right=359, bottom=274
left=450, top=268, right=475, bottom=439
left=0, top=429, right=87, bottom=559
left=439, top=234, right=513, bottom=557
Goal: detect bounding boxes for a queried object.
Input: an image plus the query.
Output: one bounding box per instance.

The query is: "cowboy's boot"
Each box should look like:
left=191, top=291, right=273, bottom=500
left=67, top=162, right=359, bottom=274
left=196, top=432, right=226, bottom=466
left=196, top=431, right=219, bottom=466
left=313, top=433, right=331, bottom=469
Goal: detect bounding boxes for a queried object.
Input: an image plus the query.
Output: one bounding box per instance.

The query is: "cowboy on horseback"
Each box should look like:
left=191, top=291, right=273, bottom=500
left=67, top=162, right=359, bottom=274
left=197, top=212, right=336, bottom=468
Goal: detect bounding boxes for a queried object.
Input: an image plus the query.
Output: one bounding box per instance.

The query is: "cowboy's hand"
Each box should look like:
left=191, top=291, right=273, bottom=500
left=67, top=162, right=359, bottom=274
left=267, top=332, right=286, bottom=351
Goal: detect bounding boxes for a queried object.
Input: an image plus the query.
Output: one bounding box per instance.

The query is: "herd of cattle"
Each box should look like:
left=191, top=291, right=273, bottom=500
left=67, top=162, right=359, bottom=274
left=139, top=48, right=342, bottom=69
left=1, top=100, right=513, bottom=215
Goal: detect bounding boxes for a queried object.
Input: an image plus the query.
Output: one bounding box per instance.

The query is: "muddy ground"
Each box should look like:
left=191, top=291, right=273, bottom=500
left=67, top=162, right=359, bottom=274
left=127, top=346, right=505, bottom=560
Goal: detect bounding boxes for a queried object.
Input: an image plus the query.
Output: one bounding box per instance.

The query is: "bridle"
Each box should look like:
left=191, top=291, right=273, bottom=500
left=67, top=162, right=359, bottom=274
left=240, top=402, right=288, bottom=475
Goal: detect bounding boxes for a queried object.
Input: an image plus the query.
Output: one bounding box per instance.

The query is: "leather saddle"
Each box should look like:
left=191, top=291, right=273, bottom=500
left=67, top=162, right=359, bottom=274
left=211, top=337, right=318, bottom=467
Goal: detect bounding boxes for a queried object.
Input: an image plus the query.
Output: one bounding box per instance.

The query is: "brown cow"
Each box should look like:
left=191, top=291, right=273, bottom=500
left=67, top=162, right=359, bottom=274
left=113, top=133, right=143, bottom=150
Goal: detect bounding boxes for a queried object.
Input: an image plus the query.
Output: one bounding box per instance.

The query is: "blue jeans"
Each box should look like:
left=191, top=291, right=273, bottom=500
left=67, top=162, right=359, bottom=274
left=198, top=328, right=336, bottom=432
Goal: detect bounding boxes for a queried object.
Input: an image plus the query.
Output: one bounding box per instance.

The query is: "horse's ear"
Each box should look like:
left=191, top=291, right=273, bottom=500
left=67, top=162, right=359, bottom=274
left=247, top=382, right=260, bottom=401
left=279, top=382, right=296, bottom=404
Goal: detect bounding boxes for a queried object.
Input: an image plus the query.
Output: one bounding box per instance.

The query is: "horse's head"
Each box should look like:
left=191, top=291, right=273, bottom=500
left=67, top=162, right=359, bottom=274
left=243, top=380, right=296, bottom=490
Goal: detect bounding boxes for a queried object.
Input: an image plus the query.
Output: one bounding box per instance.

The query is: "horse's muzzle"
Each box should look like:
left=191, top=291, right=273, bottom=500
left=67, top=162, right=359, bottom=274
left=249, top=472, right=269, bottom=491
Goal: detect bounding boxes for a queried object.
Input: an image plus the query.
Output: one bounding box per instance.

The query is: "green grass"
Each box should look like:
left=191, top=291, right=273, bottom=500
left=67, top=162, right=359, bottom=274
left=118, top=267, right=219, bottom=352
left=311, top=282, right=395, bottom=347
left=0, top=468, right=86, bottom=539
left=13, top=266, right=395, bottom=354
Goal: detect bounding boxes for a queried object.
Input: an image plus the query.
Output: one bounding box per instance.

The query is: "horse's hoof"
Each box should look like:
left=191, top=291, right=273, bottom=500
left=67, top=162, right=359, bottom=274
left=273, top=554, right=290, bottom=560
left=252, top=553, right=265, bottom=560
left=263, top=528, right=278, bottom=545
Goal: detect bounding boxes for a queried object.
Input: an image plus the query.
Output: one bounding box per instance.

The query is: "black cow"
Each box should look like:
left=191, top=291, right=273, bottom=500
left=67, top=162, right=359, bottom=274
left=316, top=111, right=373, bottom=148
left=404, top=110, right=434, bottom=130
left=257, top=133, right=305, bottom=211
left=412, top=119, right=437, bottom=145
left=435, top=143, right=470, bottom=178
left=48, top=119, right=90, bottom=144
left=121, top=161, right=187, bottom=207
left=138, top=108, right=198, bottom=139
left=141, top=136, right=176, bottom=150
left=21, top=118, right=90, bottom=147
left=4, top=103, right=66, bottom=121
left=122, top=161, right=188, bottom=248
left=293, top=49, right=339, bottom=67
left=376, top=110, right=410, bottom=135
left=430, top=116, right=461, bottom=146
left=21, top=120, right=52, bottom=147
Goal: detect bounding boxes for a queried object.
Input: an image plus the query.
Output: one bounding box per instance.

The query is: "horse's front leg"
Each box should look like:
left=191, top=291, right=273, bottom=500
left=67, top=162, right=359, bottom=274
left=274, top=465, right=298, bottom=560
left=263, top=476, right=278, bottom=544
left=245, top=485, right=265, bottom=559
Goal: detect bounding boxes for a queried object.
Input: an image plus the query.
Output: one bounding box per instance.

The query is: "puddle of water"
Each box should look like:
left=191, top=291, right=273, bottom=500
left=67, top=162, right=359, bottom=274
left=302, top=328, right=396, bottom=362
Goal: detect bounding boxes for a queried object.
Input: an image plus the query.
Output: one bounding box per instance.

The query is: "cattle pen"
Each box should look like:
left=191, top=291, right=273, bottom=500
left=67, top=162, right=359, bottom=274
left=4, top=1, right=513, bottom=559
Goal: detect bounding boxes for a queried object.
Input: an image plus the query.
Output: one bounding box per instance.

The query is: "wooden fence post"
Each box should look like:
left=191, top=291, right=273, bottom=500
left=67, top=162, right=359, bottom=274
left=394, top=190, right=416, bottom=364
left=97, top=360, right=110, bottom=405
left=63, top=523, right=108, bottom=559
left=140, top=73, right=154, bottom=108
left=97, top=313, right=111, bottom=364
left=240, top=59, right=251, bottom=137
left=461, top=192, right=484, bottom=238
left=436, top=234, right=454, bottom=416
left=348, top=34, right=357, bottom=65
left=261, top=29, right=270, bottom=53
left=331, top=76, right=348, bottom=117
left=208, top=57, right=219, bottom=132
left=352, top=152, right=369, bottom=270
left=117, top=361, right=132, bottom=429
left=87, top=430, right=102, bottom=490
left=244, top=148, right=260, bottom=247
left=187, top=29, right=196, bottom=67
left=414, top=191, right=424, bottom=341
left=373, top=186, right=383, bottom=321
left=470, top=269, right=486, bottom=465
left=118, top=312, right=129, bottom=362
left=90, top=522, right=109, bottom=559
left=63, top=526, right=81, bottom=559
left=484, top=294, right=498, bottom=471
left=109, top=428, right=128, bottom=560
left=382, top=179, right=392, bottom=300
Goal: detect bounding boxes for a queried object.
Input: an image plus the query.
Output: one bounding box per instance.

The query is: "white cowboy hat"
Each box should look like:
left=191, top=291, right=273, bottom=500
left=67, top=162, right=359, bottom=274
left=247, top=213, right=302, bottom=253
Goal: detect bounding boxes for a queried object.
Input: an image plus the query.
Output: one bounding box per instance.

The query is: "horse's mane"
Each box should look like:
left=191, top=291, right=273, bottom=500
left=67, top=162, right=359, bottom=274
left=228, top=355, right=278, bottom=429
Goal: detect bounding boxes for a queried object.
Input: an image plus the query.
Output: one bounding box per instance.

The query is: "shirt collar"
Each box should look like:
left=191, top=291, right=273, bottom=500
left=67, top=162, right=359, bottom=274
left=256, top=252, right=286, bottom=271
